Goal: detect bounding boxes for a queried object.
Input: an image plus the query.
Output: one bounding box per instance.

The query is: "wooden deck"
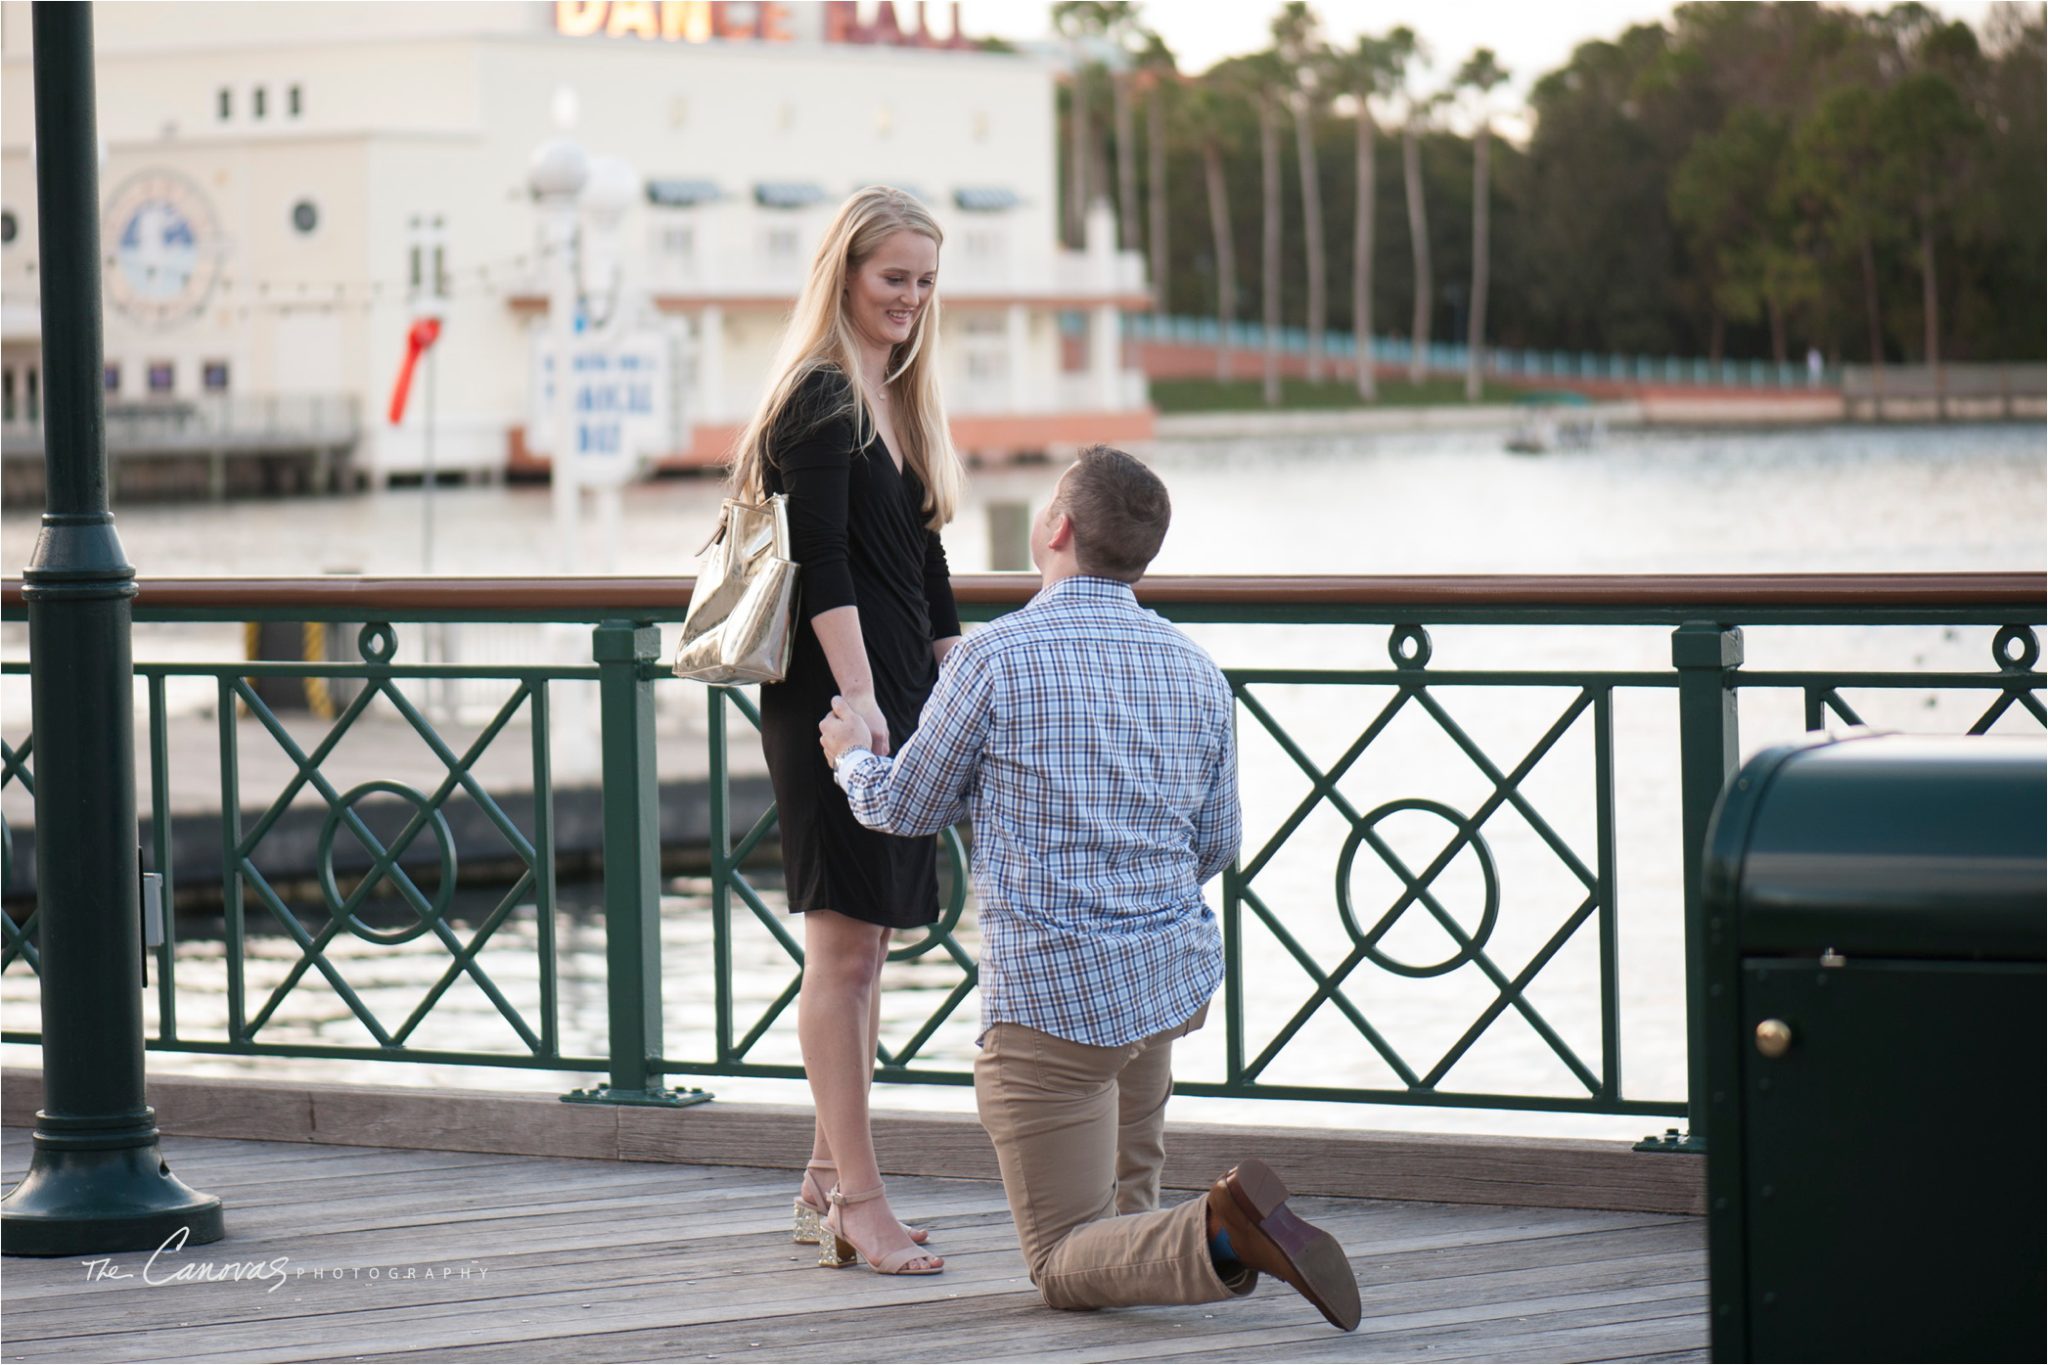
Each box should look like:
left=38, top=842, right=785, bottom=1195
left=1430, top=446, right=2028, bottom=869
left=2, top=1126, right=1705, bottom=1363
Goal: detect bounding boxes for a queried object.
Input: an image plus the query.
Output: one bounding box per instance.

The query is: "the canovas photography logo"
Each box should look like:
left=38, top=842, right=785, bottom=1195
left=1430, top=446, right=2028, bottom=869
left=80, top=1227, right=488, bottom=1293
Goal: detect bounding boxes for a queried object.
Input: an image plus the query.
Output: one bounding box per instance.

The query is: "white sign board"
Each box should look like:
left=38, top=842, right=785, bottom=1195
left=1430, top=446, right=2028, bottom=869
left=528, top=322, right=688, bottom=484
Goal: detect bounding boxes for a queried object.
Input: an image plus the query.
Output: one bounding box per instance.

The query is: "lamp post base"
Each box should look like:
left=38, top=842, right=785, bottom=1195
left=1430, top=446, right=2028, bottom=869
left=2, top=1122, right=225, bottom=1257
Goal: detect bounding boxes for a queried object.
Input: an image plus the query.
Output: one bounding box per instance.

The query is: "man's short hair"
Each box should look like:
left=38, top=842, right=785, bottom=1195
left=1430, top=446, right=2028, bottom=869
left=1053, top=444, right=1171, bottom=582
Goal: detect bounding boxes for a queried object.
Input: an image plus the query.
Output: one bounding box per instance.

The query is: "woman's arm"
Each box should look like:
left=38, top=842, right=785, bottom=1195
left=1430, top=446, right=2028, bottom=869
left=776, top=370, right=894, bottom=754
left=922, top=526, right=961, bottom=671
left=810, top=606, right=890, bottom=756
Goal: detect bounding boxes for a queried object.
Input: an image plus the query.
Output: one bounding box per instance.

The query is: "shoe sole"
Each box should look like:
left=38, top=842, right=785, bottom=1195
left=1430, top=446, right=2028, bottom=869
left=1222, top=1158, right=1362, bottom=1332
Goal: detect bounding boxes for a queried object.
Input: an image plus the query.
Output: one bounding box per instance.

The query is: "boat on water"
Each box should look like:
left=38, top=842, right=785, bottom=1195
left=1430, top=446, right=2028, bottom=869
left=1506, top=391, right=1605, bottom=454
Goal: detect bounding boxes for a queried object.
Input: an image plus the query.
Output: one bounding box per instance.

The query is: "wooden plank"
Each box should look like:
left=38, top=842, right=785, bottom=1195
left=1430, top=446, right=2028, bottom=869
left=2, top=1215, right=1699, bottom=1362
left=332, top=1245, right=1706, bottom=1364
left=3, top=1068, right=1705, bottom=1215
left=0, top=1130, right=1703, bottom=1364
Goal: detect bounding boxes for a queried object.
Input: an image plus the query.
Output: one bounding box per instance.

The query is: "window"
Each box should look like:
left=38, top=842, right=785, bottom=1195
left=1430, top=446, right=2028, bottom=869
left=967, top=228, right=1006, bottom=260
left=217, top=87, right=231, bottom=121
left=203, top=361, right=230, bottom=392
left=147, top=362, right=175, bottom=395
left=2, top=369, right=14, bottom=423
left=962, top=315, right=1007, bottom=383
left=287, top=84, right=302, bottom=117
left=253, top=86, right=267, bottom=120
left=104, top=363, right=120, bottom=395
left=660, top=224, right=696, bottom=260
left=25, top=367, right=39, bottom=421
left=0, top=210, right=16, bottom=246
left=763, top=226, right=800, bottom=262
left=291, top=200, right=319, bottom=235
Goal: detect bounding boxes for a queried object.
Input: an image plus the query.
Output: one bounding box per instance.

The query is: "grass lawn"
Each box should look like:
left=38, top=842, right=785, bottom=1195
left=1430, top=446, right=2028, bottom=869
left=1149, top=375, right=1534, bottom=412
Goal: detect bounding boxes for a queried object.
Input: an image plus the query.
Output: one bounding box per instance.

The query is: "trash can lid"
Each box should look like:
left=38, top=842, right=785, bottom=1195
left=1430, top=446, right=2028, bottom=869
left=1704, top=733, right=2045, bottom=961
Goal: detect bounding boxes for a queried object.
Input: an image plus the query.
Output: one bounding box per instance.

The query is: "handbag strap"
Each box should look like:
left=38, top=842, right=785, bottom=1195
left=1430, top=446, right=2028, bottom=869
left=694, top=502, right=732, bottom=558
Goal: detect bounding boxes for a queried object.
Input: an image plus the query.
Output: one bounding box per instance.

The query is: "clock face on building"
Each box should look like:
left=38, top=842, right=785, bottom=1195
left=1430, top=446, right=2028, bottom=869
left=102, top=170, right=222, bottom=327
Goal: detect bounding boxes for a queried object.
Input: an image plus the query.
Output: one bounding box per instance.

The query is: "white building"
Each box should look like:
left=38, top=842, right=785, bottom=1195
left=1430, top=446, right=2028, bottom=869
left=0, top=1, right=1153, bottom=487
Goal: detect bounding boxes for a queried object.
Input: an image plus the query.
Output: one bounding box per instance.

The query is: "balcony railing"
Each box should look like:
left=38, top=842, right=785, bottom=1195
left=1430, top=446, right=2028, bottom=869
left=2, top=574, right=2040, bottom=1125
left=0, top=395, right=361, bottom=454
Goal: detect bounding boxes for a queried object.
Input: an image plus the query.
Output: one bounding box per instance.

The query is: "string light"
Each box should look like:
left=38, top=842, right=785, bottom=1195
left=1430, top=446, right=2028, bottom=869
left=8, top=239, right=615, bottom=317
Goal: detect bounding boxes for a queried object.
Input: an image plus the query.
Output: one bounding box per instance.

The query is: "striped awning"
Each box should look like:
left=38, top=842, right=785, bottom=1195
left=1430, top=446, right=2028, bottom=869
left=645, top=179, right=722, bottom=208
left=754, top=182, right=828, bottom=210
left=953, top=186, right=1021, bottom=212
left=854, top=183, right=928, bottom=204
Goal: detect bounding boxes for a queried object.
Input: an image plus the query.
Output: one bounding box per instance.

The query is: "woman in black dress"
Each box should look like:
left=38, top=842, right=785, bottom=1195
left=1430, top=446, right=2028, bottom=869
left=728, top=187, right=961, bottom=1277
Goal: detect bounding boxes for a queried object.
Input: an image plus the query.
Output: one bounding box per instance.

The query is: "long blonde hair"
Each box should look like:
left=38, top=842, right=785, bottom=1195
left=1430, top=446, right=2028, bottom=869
left=731, top=187, right=963, bottom=530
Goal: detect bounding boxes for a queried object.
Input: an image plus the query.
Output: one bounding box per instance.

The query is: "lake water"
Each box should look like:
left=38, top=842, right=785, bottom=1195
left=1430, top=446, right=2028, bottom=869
left=3, top=420, right=2043, bottom=1138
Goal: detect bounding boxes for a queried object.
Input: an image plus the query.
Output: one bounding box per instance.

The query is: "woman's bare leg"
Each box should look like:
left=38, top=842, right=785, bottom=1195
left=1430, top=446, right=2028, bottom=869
left=807, top=944, right=882, bottom=1167
left=797, top=910, right=937, bottom=1269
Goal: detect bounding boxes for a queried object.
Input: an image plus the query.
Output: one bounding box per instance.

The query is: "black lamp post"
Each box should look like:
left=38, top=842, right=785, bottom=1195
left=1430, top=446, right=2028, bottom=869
left=1, top=1, right=224, bottom=1257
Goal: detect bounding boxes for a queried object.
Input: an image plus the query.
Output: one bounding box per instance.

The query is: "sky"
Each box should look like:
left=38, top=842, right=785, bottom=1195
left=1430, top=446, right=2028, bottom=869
left=958, top=0, right=2003, bottom=136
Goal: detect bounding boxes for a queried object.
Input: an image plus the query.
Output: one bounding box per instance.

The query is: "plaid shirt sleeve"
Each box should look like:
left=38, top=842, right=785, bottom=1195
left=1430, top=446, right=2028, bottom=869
left=1192, top=698, right=1241, bottom=885
left=839, top=645, right=992, bottom=837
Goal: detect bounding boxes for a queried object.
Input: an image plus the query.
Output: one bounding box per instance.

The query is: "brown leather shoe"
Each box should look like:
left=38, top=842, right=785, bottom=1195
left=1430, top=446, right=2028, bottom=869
left=1208, top=1157, right=1361, bottom=1331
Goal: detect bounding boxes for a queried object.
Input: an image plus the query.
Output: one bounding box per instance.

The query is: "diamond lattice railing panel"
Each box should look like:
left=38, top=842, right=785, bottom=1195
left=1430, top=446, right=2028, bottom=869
left=1228, top=675, right=1613, bottom=1102
left=223, top=649, right=552, bottom=1057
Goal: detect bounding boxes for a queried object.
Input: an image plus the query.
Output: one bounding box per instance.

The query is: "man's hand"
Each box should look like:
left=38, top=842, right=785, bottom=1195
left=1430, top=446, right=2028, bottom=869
left=819, top=695, right=875, bottom=766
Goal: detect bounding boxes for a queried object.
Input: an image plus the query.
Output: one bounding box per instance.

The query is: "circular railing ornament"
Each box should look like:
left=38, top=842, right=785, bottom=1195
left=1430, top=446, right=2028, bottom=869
left=1388, top=624, right=1434, bottom=670
left=318, top=781, right=456, bottom=945
left=357, top=622, right=399, bottom=664
left=1992, top=624, right=2040, bottom=673
left=1337, top=798, right=1499, bottom=978
left=889, top=825, right=971, bottom=963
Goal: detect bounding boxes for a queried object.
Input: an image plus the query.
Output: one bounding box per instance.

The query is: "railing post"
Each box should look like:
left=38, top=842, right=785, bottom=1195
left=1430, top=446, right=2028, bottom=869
left=1641, top=621, right=1744, bottom=1154
left=2, top=1, right=223, bottom=1255
left=706, top=687, right=734, bottom=1066
left=561, top=620, right=706, bottom=1107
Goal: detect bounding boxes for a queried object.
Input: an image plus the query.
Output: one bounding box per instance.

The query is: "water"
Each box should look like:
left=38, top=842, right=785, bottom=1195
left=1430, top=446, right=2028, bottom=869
left=4, top=421, right=2043, bottom=1138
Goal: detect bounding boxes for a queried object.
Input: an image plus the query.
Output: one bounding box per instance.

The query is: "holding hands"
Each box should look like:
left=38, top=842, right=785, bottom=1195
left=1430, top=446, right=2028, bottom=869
left=820, top=693, right=889, bottom=764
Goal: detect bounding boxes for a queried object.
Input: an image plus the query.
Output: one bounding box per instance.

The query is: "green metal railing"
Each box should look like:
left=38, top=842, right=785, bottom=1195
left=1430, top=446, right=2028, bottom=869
left=3, top=573, right=2041, bottom=1132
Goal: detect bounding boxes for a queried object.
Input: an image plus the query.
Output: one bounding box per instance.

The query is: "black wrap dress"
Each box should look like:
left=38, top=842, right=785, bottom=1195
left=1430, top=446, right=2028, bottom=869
left=757, top=366, right=960, bottom=929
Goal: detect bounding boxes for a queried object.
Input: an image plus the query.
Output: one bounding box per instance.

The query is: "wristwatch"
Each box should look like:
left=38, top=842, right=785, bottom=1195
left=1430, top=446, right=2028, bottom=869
left=831, top=745, right=876, bottom=791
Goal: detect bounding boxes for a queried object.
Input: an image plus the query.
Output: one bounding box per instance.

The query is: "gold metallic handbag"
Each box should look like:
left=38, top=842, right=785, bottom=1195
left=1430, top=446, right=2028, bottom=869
left=672, top=494, right=801, bottom=685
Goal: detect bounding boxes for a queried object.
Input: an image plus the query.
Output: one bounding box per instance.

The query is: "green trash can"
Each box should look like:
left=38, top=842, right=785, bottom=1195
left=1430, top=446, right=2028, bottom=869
left=1702, top=732, right=2045, bottom=1363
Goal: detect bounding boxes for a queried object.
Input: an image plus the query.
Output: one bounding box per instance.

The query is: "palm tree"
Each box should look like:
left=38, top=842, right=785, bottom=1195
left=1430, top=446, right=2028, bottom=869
left=1213, top=51, right=1288, bottom=403
left=1328, top=34, right=1400, bottom=399
left=1052, top=3, right=1107, bottom=248
left=1386, top=28, right=1434, bottom=385
left=1103, top=2, right=1144, bottom=253
left=1455, top=48, right=1509, bottom=401
left=1184, top=80, right=1240, bottom=381
left=1133, top=30, right=1179, bottom=315
left=1254, top=61, right=1288, bottom=404
left=1273, top=2, right=1330, bottom=384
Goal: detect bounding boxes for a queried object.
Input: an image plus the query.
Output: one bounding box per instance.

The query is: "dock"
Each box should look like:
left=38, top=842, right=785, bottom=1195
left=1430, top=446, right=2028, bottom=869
left=1, top=1072, right=1707, bottom=1363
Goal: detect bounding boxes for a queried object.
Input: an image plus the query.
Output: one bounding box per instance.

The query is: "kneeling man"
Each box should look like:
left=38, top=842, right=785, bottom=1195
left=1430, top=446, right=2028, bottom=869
left=818, top=445, right=1360, bottom=1330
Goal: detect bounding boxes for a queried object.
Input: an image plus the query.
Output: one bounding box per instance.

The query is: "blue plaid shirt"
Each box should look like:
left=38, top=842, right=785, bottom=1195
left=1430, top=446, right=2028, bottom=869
left=836, top=575, right=1238, bottom=1047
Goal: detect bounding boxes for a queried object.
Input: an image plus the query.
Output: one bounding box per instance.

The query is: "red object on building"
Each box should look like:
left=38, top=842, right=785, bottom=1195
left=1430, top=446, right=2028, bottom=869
left=387, top=317, right=443, bottom=424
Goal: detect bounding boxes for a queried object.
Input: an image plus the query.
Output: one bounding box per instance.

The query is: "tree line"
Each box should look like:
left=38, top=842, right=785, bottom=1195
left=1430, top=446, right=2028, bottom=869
left=1048, top=1, right=2047, bottom=399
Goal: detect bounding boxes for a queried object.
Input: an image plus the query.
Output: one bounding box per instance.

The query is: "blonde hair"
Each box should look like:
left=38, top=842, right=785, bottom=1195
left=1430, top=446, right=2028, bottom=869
left=731, top=186, right=963, bottom=530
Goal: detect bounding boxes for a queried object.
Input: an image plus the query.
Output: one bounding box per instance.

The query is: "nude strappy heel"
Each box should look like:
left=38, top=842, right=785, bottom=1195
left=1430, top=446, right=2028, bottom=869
left=794, top=1160, right=929, bottom=1245
left=817, top=1184, right=944, bottom=1275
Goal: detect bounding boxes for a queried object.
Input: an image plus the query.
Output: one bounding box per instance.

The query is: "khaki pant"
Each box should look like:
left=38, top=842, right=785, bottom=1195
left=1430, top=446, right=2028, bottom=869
left=973, top=1005, right=1256, bottom=1310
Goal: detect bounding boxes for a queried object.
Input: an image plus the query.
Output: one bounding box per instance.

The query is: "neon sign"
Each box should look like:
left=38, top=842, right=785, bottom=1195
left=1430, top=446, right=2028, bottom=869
left=554, top=1, right=972, bottom=49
